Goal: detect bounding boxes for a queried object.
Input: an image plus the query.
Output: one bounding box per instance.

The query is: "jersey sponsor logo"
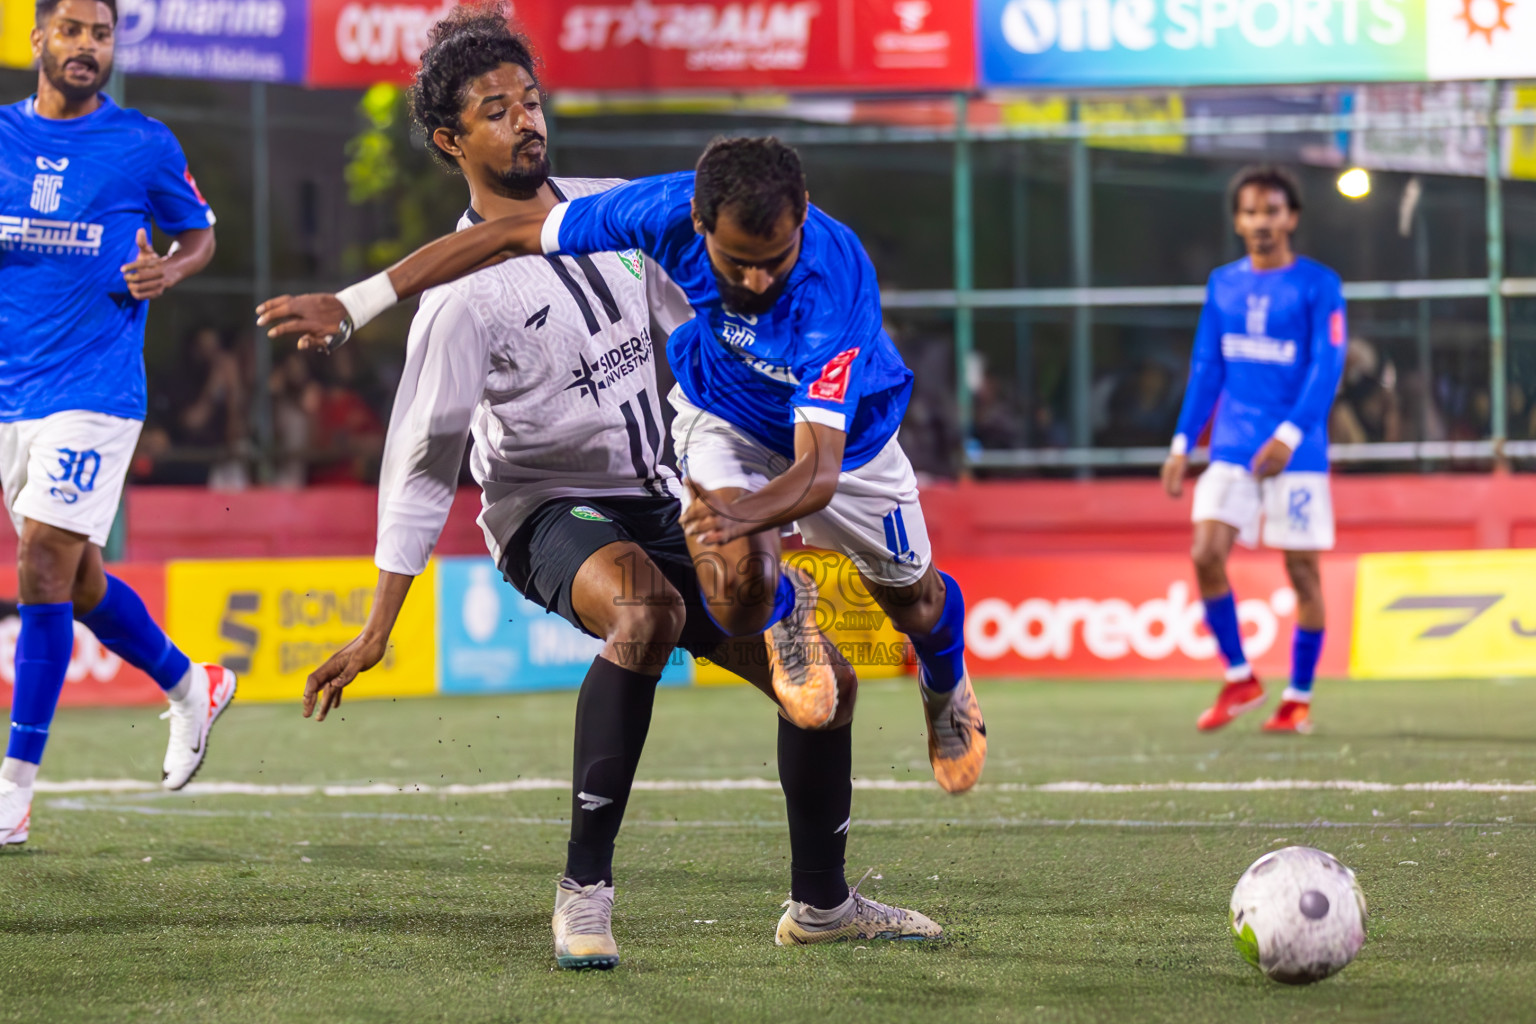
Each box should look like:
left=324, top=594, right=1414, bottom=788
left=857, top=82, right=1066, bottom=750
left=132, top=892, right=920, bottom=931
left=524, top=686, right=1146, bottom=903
left=808, top=346, right=860, bottom=403
left=1329, top=309, right=1345, bottom=347
left=721, top=320, right=755, bottom=348
left=570, top=506, right=612, bottom=522
left=30, top=174, right=64, bottom=214
left=1220, top=333, right=1296, bottom=365
left=617, top=248, right=644, bottom=279
left=1245, top=295, right=1269, bottom=337
left=0, top=216, right=105, bottom=255
left=563, top=331, right=654, bottom=405
left=525, top=304, right=551, bottom=329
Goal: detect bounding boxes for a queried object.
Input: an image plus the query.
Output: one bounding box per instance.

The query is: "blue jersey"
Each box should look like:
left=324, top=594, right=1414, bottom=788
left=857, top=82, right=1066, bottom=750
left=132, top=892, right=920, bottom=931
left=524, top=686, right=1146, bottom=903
left=1172, top=256, right=1346, bottom=474
left=545, top=171, right=913, bottom=470
left=0, top=95, right=214, bottom=423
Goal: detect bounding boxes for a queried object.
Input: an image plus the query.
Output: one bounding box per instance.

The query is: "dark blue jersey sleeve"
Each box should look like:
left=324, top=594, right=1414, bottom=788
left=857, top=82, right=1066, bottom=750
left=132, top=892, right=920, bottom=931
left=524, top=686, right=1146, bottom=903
left=1172, top=282, right=1226, bottom=448
left=145, top=125, right=214, bottom=234
left=1282, top=273, right=1347, bottom=436
left=546, top=172, right=692, bottom=260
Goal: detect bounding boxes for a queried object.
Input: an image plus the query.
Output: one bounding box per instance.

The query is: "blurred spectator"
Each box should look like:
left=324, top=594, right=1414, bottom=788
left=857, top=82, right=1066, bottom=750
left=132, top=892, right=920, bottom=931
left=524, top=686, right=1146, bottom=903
left=969, top=351, right=1028, bottom=452
left=1100, top=360, right=1179, bottom=447
left=308, top=347, right=386, bottom=485
left=137, top=327, right=252, bottom=485
left=1331, top=338, right=1401, bottom=444
left=1396, top=366, right=1448, bottom=443
left=888, top=319, right=960, bottom=482
left=270, top=350, right=320, bottom=488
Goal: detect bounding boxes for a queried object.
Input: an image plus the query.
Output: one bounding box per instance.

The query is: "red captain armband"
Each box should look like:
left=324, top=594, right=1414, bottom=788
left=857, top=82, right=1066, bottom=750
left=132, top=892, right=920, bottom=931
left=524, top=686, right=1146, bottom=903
left=807, top=347, right=860, bottom=403
left=1329, top=310, right=1345, bottom=347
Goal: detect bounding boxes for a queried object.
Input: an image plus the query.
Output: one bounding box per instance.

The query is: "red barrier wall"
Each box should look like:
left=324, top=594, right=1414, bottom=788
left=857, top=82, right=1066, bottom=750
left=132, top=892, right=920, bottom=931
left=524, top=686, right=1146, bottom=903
left=0, top=474, right=1527, bottom=563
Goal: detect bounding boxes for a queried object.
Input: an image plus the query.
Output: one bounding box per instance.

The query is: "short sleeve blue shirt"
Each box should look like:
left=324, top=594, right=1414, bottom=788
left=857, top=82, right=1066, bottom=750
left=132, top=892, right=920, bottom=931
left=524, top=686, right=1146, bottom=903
left=0, top=95, right=214, bottom=423
left=548, top=171, right=913, bottom=470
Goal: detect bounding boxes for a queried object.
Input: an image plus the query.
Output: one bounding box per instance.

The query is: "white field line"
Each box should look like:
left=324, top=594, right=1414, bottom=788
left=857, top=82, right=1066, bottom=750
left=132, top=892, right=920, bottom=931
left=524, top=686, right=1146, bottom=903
left=31, top=777, right=1536, bottom=797
left=40, top=799, right=1536, bottom=831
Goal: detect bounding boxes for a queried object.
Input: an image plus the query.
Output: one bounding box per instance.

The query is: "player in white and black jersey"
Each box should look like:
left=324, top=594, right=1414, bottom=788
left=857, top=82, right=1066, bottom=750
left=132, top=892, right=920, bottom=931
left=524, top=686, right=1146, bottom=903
left=287, top=7, right=939, bottom=971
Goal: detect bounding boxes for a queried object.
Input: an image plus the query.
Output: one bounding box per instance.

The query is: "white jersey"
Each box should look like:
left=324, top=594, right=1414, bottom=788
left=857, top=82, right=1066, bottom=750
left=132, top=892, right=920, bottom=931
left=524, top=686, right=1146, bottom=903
left=376, top=177, right=682, bottom=576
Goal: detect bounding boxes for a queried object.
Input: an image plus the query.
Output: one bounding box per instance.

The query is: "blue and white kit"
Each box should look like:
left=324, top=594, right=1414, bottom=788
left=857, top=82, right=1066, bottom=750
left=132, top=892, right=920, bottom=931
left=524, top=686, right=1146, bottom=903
left=1172, top=256, right=1347, bottom=550
left=0, top=95, right=213, bottom=544
left=542, top=171, right=930, bottom=585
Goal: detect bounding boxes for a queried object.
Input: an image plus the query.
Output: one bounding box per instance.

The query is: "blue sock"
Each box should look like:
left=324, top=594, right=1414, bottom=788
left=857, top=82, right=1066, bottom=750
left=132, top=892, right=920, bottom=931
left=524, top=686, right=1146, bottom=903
left=700, top=571, right=798, bottom=637
left=1289, top=627, right=1324, bottom=701
left=1201, top=592, right=1250, bottom=677
left=910, top=571, right=967, bottom=693
left=7, top=602, right=74, bottom=765
left=78, top=575, right=191, bottom=692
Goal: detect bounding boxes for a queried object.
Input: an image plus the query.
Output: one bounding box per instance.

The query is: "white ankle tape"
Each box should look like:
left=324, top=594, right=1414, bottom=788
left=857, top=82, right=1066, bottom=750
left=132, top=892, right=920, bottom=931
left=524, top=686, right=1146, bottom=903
left=335, top=271, right=398, bottom=331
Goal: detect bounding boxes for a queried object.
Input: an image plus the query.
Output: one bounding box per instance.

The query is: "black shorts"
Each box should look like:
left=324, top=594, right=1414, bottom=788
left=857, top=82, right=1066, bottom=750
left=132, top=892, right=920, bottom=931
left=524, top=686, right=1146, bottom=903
left=500, top=494, right=730, bottom=659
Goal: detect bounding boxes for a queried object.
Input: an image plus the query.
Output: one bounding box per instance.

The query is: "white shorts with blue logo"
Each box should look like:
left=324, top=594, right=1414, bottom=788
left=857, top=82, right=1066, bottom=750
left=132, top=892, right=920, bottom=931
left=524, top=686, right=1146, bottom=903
left=0, top=411, right=142, bottom=547
left=1191, top=460, right=1335, bottom=551
left=669, top=386, right=931, bottom=587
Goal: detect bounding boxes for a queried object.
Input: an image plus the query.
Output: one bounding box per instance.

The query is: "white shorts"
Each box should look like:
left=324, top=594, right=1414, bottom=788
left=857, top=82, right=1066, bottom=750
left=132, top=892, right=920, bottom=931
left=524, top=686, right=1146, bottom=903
left=669, top=386, right=931, bottom=588
left=0, top=411, right=141, bottom=547
left=1191, top=460, right=1335, bottom=551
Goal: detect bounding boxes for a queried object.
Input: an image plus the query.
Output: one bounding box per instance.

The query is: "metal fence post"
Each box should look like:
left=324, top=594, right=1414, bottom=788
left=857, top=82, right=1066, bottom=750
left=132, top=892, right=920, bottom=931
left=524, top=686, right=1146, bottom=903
left=1069, top=104, right=1093, bottom=464
left=252, top=82, right=274, bottom=482
left=954, top=92, right=974, bottom=463
left=1486, top=79, right=1507, bottom=456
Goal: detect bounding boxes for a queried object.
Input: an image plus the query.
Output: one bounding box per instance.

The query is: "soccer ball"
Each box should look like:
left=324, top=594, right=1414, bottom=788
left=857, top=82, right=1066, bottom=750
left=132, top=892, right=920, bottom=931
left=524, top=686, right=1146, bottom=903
left=1229, top=846, right=1367, bottom=984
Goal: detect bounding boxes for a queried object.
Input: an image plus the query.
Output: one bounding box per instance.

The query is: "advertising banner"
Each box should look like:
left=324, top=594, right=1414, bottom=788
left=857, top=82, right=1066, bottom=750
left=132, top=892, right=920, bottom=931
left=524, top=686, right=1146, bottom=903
left=1, top=0, right=32, bottom=69
left=435, top=556, right=688, bottom=693
left=694, top=549, right=911, bottom=685
left=305, top=0, right=453, bottom=86
left=0, top=564, right=167, bottom=707
left=979, top=0, right=1535, bottom=87
left=949, top=554, right=1355, bottom=679
left=535, top=0, right=975, bottom=93
left=166, top=557, right=437, bottom=702
left=115, top=0, right=309, bottom=83
left=1351, top=549, right=1536, bottom=679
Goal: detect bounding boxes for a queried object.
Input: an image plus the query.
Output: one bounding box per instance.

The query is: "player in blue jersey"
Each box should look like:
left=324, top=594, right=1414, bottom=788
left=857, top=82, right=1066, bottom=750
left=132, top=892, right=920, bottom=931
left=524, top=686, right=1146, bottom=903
left=1162, top=166, right=1346, bottom=735
left=0, top=0, right=236, bottom=846
left=260, top=137, right=986, bottom=793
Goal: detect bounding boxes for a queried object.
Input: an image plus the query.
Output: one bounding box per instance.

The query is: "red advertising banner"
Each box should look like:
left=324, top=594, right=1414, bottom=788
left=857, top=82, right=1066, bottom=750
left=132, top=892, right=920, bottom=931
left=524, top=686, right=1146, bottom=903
left=949, top=555, right=1355, bottom=680
left=0, top=565, right=168, bottom=707
left=306, top=0, right=975, bottom=90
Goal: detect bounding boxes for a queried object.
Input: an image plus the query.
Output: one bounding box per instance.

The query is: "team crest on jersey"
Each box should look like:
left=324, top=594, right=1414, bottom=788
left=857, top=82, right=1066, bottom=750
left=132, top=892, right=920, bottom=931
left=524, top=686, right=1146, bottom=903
left=617, top=248, right=643, bottom=279
left=570, top=506, right=612, bottom=522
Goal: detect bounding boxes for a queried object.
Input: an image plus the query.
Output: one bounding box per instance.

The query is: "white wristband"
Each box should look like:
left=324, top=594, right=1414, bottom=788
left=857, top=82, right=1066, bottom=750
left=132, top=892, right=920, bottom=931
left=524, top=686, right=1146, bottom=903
left=336, top=271, right=398, bottom=332
left=1273, top=421, right=1303, bottom=450
left=1169, top=434, right=1189, bottom=456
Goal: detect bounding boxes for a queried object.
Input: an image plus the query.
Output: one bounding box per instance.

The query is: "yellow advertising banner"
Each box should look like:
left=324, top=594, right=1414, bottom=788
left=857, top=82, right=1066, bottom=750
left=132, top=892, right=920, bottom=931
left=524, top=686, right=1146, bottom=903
left=1351, top=550, right=1536, bottom=679
left=1508, top=86, right=1536, bottom=182
left=695, top=550, right=911, bottom=686
left=1, top=0, right=34, bottom=70
left=167, top=558, right=437, bottom=703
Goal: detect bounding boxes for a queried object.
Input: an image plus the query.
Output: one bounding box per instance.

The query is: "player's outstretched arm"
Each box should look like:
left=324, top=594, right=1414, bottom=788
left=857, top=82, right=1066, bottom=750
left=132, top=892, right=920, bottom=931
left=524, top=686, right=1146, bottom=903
left=256, top=207, right=550, bottom=348
left=303, top=570, right=414, bottom=721
left=680, top=421, right=846, bottom=545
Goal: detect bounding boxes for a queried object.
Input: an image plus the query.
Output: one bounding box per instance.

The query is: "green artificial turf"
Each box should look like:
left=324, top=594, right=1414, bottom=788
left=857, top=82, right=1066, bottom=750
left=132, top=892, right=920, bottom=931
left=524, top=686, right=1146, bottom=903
left=2, top=677, right=1533, bottom=1023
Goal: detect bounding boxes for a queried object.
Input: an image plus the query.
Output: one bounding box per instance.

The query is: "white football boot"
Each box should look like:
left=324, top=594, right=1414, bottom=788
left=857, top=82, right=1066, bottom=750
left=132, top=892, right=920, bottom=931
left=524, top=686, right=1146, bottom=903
left=552, top=877, right=620, bottom=970
left=0, top=779, right=32, bottom=846
left=161, top=663, right=238, bottom=790
left=775, top=870, right=942, bottom=945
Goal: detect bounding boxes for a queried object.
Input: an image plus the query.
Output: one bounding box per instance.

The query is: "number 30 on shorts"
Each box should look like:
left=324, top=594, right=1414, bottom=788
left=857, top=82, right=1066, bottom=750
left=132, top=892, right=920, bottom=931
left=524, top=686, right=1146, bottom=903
left=48, top=446, right=102, bottom=503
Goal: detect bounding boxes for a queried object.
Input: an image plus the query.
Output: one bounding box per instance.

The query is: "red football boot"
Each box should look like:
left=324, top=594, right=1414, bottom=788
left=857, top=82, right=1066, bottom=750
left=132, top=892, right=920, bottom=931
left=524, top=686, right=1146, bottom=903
left=1261, top=699, right=1313, bottom=734
left=1196, top=675, right=1266, bottom=731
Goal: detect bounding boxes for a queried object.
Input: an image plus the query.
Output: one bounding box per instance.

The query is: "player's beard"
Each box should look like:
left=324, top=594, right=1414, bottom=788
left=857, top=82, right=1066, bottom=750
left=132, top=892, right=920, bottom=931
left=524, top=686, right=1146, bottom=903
left=714, top=265, right=789, bottom=317
left=42, top=49, right=109, bottom=104
left=493, top=140, right=551, bottom=199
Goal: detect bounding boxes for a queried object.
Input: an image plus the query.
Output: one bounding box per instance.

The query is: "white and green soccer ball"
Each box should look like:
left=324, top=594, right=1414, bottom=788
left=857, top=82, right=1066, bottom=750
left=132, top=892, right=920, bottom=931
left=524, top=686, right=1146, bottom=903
left=1229, top=846, right=1367, bottom=985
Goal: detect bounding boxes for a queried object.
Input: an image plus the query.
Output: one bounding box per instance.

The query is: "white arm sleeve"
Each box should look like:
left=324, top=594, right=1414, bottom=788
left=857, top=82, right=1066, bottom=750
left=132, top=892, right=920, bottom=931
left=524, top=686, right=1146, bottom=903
left=644, top=257, right=695, bottom=335
left=375, top=290, right=492, bottom=576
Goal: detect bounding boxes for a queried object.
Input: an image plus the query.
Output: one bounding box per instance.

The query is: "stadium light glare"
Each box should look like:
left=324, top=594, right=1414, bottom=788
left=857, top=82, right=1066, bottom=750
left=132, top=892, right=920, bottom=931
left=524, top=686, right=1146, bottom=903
left=1337, top=168, right=1371, bottom=199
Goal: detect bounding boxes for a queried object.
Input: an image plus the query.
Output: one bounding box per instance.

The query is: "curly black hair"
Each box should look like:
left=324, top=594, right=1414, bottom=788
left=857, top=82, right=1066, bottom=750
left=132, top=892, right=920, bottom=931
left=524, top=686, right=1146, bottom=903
left=1228, top=164, right=1303, bottom=214
left=694, top=136, right=807, bottom=238
left=36, top=0, right=115, bottom=24
left=410, top=3, right=539, bottom=172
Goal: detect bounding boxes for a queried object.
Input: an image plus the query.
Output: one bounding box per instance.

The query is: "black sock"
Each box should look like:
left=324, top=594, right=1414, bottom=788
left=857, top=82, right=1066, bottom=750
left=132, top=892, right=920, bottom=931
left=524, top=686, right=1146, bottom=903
left=564, top=656, right=660, bottom=886
left=778, top=718, right=853, bottom=910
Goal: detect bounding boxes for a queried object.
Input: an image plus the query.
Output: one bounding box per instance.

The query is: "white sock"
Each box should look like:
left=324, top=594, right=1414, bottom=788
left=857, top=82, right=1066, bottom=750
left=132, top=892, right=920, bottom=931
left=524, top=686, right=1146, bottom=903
left=1224, top=663, right=1253, bottom=683
left=1, top=757, right=38, bottom=789
left=166, top=666, right=194, bottom=703
left=1281, top=687, right=1312, bottom=704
